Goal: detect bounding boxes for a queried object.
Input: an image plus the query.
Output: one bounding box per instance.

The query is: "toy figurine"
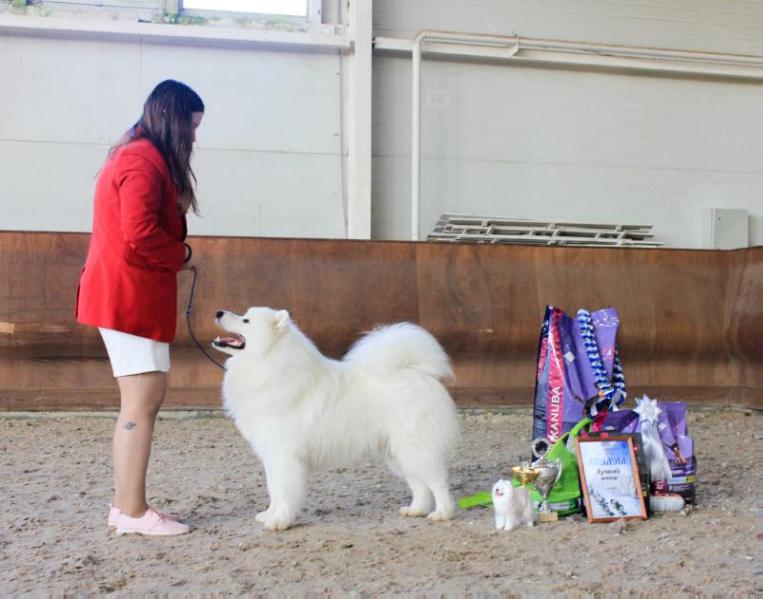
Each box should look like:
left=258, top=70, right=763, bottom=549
left=492, top=480, right=535, bottom=530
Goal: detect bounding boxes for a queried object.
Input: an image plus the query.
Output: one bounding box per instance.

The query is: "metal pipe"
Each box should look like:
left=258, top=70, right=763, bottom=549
left=411, top=34, right=422, bottom=241
left=517, top=37, right=763, bottom=67
left=377, top=34, right=763, bottom=74
left=411, top=30, right=519, bottom=241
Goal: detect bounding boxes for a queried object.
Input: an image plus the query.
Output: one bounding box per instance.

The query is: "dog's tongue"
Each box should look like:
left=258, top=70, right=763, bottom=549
left=215, top=335, right=245, bottom=348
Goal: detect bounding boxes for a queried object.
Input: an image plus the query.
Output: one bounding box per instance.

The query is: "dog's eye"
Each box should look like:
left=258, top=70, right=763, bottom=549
left=243, top=319, right=249, bottom=323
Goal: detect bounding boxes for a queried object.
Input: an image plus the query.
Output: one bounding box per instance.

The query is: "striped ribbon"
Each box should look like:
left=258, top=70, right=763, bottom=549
left=576, top=309, right=627, bottom=416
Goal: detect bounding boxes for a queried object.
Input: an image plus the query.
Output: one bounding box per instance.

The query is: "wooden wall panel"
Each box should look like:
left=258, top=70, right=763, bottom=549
left=727, top=250, right=763, bottom=406
left=0, top=232, right=759, bottom=410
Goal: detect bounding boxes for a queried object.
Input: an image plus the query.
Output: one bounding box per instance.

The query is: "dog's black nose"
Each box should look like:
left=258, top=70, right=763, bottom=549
left=216, top=310, right=224, bottom=319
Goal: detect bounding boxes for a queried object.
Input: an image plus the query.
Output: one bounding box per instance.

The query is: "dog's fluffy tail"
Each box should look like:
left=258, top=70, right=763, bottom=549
left=344, top=323, right=453, bottom=380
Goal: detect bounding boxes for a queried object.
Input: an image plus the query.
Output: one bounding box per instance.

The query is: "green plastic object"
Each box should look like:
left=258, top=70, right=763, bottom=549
left=458, top=418, right=591, bottom=515
left=457, top=491, right=493, bottom=510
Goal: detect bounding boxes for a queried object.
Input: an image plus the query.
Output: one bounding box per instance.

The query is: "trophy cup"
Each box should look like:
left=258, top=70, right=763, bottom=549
left=532, top=457, right=563, bottom=522
left=511, top=464, right=540, bottom=487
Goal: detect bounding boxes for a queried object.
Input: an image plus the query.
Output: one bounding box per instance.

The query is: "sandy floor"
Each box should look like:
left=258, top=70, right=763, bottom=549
left=0, top=408, right=759, bottom=595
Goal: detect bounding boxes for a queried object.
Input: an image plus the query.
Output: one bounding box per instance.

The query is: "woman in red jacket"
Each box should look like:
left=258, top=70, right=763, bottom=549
left=76, top=80, right=204, bottom=536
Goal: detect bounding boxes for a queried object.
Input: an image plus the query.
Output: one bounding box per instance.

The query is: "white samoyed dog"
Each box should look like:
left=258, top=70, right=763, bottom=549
left=213, top=307, right=460, bottom=531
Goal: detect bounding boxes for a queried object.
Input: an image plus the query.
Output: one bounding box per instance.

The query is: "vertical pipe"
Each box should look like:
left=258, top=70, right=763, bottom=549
left=411, top=31, right=518, bottom=241
left=411, top=35, right=423, bottom=241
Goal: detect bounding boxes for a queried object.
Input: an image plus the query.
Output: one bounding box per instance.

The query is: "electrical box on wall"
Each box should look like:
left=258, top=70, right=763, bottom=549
left=707, top=208, right=749, bottom=249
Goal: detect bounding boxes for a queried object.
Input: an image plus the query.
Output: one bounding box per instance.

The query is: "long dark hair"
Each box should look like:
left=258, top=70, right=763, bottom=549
left=111, top=80, right=204, bottom=215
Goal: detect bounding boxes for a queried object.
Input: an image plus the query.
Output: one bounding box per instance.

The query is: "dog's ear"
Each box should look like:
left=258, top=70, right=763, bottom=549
left=274, top=310, right=290, bottom=332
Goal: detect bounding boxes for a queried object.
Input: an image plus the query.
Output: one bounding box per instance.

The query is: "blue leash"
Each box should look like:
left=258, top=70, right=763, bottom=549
left=186, top=265, right=226, bottom=370
left=576, top=308, right=626, bottom=415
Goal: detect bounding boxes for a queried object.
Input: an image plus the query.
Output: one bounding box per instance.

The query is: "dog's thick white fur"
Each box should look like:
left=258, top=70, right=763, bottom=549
left=213, top=307, right=460, bottom=531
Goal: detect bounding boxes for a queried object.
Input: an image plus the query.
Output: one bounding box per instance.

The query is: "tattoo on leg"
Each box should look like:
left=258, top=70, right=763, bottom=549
left=124, top=421, right=137, bottom=431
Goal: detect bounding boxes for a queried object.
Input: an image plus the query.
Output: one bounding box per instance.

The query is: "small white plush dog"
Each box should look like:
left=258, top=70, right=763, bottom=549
left=213, top=307, right=460, bottom=531
left=492, top=480, right=535, bottom=530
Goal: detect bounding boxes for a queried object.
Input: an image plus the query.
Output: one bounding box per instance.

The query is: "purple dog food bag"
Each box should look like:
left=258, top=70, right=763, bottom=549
left=659, top=402, right=696, bottom=503
left=532, top=306, right=624, bottom=443
left=591, top=401, right=697, bottom=503
left=591, top=409, right=640, bottom=434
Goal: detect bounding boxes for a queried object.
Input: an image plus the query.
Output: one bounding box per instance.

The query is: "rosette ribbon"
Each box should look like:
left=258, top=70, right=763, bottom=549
left=576, top=309, right=627, bottom=416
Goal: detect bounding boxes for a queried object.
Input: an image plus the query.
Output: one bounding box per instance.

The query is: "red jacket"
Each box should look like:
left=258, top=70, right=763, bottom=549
left=76, top=138, right=187, bottom=342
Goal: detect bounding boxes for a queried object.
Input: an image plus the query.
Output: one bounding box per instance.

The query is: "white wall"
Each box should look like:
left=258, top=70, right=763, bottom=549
left=372, top=0, right=763, bottom=247
left=0, top=31, right=346, bottom=238
left=372, top=56, right=763, bottom=247
left=1, top=0, right=762, bottom=247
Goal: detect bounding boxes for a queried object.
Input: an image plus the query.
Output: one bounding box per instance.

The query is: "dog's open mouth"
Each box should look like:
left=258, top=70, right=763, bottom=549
left=213, top=334, right=246, bottom=350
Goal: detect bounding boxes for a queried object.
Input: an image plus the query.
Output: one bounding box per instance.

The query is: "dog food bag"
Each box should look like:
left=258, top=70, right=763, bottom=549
left=591, top=409, right=640, bottom=434
left=532, top=306, right=623, bottom=443
left=659, top=402, right=697, bottom=503
left=591, top=401, right=697, bottom=503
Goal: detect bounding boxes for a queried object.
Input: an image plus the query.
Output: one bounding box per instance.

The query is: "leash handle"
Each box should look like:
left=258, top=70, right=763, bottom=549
left=186, top=265, right=226, bottom=370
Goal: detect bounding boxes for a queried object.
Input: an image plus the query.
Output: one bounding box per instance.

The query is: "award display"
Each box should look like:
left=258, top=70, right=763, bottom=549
left=576, top=435, right=647, bottom=523
left=511, top=465, right=540, bottom=487
left=533, top=457, right=563, bottom=517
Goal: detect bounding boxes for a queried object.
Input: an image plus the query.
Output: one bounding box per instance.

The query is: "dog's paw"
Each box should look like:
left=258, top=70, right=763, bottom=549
left=399, top=505, right=429, bottom=518
left=262, top=515, right=294, bottom=532
left=427, top=509, right=454, bottom=522
left=255, top=510, right=271, bottom=524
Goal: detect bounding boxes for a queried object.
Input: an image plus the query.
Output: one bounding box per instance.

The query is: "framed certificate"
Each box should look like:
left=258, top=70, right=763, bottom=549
left=576, top=435, right=648, bottom=523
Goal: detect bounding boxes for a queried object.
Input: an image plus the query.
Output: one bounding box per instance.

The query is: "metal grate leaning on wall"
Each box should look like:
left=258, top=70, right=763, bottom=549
left=428, top=214, right=663, bottom=248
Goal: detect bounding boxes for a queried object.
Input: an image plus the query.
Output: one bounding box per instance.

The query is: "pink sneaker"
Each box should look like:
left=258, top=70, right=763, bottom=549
left=115, top=507, right=191, bottom=536
left=108, top=504, right=181, bottom=528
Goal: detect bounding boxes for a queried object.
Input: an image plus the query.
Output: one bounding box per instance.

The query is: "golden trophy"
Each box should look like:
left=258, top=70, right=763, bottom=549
left=511, top=457, right=562, bottom=523
left=511, top=464, right=540, bottom=487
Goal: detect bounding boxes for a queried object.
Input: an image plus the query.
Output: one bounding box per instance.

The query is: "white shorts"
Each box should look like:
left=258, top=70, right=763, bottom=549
left=99, top=328, right=171, bottom=377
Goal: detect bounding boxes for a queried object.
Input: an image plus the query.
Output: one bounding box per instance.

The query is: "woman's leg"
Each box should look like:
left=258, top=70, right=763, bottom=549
left=112, top=371, right=167, bottom=517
